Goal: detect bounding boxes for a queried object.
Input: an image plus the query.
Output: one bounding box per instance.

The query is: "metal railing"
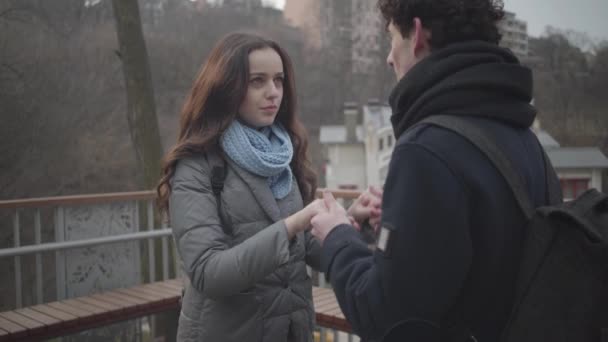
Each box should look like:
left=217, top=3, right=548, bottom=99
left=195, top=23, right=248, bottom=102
left=0, top=189, right=362, bottom=341
left=0, top=191, right=175, bottom=308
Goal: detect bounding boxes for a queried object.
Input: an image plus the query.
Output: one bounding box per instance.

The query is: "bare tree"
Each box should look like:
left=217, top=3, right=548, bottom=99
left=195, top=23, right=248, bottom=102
left=111, top=0, right=162, bottom=191
left=530, top=29, right=608, bottom=152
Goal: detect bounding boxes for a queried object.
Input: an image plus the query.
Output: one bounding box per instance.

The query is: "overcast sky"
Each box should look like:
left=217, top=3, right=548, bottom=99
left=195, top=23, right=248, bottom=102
left=265, top=0, right=608, bottom=40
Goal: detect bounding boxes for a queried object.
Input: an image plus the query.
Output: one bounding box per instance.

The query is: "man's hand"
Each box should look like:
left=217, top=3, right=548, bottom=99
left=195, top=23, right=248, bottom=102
left=347, top=186, right=383, bottom=231
left=311, top=191, right=351, bottom=244
left=285, top=199, right=327, bottom=239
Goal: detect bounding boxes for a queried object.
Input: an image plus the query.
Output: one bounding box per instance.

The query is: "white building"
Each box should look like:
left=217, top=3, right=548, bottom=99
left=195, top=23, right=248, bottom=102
left=219, top=0, right=262, bottom=11
left=320, top=102, right=395, bottom=191
left=362, top=102, right=394, bottom=187
left=321, top=104, right=608, bottom=198
left=498, top=11, right=529, bottom=59
left=534, top=123, right=608, bottom=200
left=320, top=103, right=366, bottom=191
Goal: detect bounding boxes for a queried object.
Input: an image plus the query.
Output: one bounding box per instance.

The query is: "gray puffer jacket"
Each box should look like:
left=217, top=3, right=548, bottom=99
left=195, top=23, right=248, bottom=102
left=169, top=153, right=321, bottom=342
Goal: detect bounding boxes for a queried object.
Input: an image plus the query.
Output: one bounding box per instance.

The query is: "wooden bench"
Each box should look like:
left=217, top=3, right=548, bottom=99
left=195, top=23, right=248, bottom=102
left=0, top=280, right=350, bottom=341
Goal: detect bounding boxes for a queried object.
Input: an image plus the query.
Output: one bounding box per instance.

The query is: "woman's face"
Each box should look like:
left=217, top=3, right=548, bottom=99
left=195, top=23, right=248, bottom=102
left=238, top=47, right=285, bottom=128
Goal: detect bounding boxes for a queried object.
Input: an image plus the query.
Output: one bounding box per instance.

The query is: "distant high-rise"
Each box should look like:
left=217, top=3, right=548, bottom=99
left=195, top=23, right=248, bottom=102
left=350, top=0, right=384, bottom=73
left=498, top=11, right=529, bottom=59
left=284, top=0, right=383, bottom=73
left=284, top=0, right=322, bottom=49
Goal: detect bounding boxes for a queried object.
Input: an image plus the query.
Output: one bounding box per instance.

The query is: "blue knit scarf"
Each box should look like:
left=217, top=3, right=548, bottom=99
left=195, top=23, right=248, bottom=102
left=221, top=120, right=293, bottom=199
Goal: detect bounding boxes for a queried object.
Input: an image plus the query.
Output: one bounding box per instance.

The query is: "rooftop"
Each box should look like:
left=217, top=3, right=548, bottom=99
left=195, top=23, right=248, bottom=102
left=547, top=147, right=608, bottom=169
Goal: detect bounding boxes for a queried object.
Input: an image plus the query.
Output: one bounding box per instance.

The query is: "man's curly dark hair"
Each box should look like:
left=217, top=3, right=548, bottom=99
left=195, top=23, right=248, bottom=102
left=377, top=0, right=505, bottom=50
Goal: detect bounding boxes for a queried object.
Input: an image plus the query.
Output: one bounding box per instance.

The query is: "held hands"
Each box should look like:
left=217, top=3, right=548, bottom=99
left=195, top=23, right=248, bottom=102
left=285, top=187, right=384, bottom=243
left=285, top=199, right=327, bottom=239
left=310, top=191, right=351, bottom=244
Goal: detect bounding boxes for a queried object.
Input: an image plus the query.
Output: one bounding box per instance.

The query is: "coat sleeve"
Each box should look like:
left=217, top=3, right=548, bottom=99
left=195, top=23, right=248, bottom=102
left=320, top=143, right=472, bottom=341
left=170, top=157, right=291, bottom=299
left=304, top=230, right=322, bottom=271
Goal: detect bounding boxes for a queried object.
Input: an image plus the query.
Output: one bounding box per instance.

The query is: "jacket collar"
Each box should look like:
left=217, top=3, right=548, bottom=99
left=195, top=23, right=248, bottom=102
left=225, top=156, right=282, bottom=223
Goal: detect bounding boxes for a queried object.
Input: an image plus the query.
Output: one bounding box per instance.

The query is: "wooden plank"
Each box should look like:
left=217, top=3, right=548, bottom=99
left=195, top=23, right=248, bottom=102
left=0, top=311, right=46, bottom=333
left=312, top=286, right=327, bottom=296
left=114, top=288, right=161, bottom=303
left=90, top=293, right=136, bottom=308
left=30, top=304, right=78, bottom=323
left=47, top=302, right=95, bottom=319
left=103, top=291, right=147, bottom=306
left=314, top=302, right=337, bottom=314
left=312, top=292, right=334, bottom=303
left=135, top=291, right=177, bottom=306
left=314, top=302, right=338, bottom=315
left=326, top=306, right=345, bottom=319
left=313, top=295, right=337, bottom=309
left=318, top=300, right=339, bottom=312
left=167, top=278, right=184, bottom=286
left=320, top=307, right=348, bottom=325
left=155, top=282, right=183, bottom=295
left=0, top=315, right=27, bottom=335
left=151, top=283, right=181, bottom=295
left=136, top=284, right=178, bottom=300
left=158, top=279, right=183, bottom=290
left=312, top=290, right=335, bottom=302
left=312, top=288, right=336, bottom=303
left=316, top=315, right=335, bottom=328
left=74, top=297, right=122, bottom=312
left=317, top=313, right=349, bottom=331
left=313, top=293, right=337, bottom=303
left=313, top=287, right=335, bottom=298
left=314, top=296, right=339, bottom=311
left=145, top=282, right=181, bottom=295
left=136, top=283, right=173, bottom=296
left=313, top=287, right=334, bottom=295
left=62, top=298, right=107, bottom=315
left=312, top=286, right=348, bottom=331
left=14, top=308, right=60, bottom=326
left=316, top=303, right=350, bottom=332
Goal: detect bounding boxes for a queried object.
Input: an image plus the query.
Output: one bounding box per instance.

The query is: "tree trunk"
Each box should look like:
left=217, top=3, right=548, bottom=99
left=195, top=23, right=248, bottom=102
left=111, top=0, right=162, bottom=191
left=111, top=2, right=177, bottom=341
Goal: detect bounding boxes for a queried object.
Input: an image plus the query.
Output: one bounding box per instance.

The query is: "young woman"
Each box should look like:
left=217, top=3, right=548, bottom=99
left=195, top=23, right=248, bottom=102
left=156, top=33, right=325, bottom=342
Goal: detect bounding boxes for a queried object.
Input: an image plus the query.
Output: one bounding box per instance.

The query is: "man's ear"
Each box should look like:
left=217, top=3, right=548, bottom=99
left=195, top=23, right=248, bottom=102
left=411, top=17, right=431, bottom=57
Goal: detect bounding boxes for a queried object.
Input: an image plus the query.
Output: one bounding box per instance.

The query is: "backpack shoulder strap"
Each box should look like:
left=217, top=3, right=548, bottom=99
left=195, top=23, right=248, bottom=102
left=420, top=115, right=536, bottom=219
left=205, top=152, right=232, bottom=236
left=207, top=152, right=227, bottom=196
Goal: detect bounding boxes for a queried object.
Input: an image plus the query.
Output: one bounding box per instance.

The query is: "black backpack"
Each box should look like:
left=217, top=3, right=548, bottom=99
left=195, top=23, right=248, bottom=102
left=423, top=116, right=608, bottom=342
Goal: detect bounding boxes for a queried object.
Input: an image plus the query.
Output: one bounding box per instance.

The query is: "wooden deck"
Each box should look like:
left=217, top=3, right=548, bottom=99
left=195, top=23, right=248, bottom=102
left=0, top=280, right=350, bottom=341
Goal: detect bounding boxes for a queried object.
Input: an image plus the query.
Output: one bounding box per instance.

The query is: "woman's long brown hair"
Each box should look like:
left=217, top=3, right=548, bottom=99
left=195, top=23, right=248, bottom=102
left=157, top=33, right=317, bottom=218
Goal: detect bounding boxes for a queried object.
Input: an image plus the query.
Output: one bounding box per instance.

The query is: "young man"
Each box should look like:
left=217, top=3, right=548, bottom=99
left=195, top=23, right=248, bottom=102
left=310, top=0, right=560, bottom=341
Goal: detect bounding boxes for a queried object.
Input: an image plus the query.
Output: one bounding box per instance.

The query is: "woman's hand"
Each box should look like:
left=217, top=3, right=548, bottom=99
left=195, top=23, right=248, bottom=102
left=285, top=199, right=327, bottom=239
